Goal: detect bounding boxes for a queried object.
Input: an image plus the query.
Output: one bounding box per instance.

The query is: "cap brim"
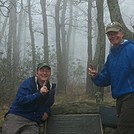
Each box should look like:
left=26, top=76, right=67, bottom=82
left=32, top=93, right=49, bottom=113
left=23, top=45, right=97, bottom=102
left=38, top=65, right=51, bottom=70
left=105, top=28, right=120, bottom=34
left=40, top=65, right=51, bottom=70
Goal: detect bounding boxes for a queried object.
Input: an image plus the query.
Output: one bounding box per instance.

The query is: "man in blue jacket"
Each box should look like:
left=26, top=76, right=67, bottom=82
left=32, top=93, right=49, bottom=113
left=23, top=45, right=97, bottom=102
left=2, top=63, right=56, bottom=134
left=88, top=22, right=134, bottom=134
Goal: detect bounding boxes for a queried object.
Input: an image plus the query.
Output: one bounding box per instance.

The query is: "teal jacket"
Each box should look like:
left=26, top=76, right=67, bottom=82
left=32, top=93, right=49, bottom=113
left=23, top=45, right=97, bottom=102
left=8, top=76, right=56, bottom=123
left=92, top=40, right=134, bottom=99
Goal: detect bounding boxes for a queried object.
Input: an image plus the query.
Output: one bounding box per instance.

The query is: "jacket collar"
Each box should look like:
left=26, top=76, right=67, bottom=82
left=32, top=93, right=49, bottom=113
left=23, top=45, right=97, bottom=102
left=110, top=39, right=128, bottom=54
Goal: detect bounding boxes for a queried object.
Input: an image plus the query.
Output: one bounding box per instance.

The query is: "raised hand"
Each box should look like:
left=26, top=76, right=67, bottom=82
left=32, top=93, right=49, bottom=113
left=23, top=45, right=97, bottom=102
left=88, top=64, right=97, bottom=78
left=40, top=81, right=49, bottom=95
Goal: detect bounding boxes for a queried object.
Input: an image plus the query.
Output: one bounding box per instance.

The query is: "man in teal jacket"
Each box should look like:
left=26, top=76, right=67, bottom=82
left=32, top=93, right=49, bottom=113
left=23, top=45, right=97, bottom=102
left=2, top=63, right=56, bottom=134
left=88, top=22, right=134, bottom=134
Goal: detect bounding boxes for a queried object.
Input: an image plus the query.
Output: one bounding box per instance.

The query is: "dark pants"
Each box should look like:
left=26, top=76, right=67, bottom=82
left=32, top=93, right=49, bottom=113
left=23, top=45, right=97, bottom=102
left=116, top=93, right=134, bottom=134
left=2, top=114, right=39, bottom=134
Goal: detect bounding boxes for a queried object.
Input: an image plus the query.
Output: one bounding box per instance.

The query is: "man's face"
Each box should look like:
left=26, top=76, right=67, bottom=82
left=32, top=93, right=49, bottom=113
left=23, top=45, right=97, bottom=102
left=106, top=31, right=124, bottom=46
left=36, top=67, right=51, bottom=84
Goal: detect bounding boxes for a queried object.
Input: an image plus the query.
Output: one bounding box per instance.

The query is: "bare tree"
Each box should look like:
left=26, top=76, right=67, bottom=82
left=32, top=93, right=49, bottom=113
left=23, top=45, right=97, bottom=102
left=27, top=0, right=36, bottom=74
left=40, top=0, right=49, bottom=63
left=66, top=0, right=73, bottom=86
left=55, top=0, right=66, bottom=93
left=86, top=0, right=105, bottom=101
left=7, top=0, right=17, bottom=77
left=86, top=0, right=93, bottom=95
left=61, top=0, right=68, bottom=92
left=0, top=14, right=8, bottom=44
left=0, top=0, right=10, bottom=17
left=17, top=0, right=24, bottom=58
left=12, top=0, right=19, bottom=83
left=93, top=0, right=105, bottom=101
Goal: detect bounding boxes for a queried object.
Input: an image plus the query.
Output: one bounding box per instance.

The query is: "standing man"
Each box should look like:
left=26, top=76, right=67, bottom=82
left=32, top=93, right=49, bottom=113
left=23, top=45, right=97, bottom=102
left=88, top=21, right=134, bottom=134
left=2, top=63, right=56, bottom=134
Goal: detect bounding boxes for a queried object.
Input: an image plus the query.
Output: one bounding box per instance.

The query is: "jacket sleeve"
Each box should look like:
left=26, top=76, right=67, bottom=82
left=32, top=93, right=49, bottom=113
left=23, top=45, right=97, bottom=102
left=92, top=60, right=111, bottom=87
left=15, top=78, right=42, bottom=105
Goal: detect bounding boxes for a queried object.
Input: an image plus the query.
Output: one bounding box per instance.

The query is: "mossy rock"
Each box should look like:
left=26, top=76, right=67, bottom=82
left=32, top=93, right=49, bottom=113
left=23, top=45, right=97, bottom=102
left=51, top=101, right=100, bottom=115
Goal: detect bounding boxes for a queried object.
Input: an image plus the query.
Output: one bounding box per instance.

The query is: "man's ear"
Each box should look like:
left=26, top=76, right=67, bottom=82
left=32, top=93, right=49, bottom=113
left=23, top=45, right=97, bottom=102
left=122, top=32, right=125, bottom=38
left=35, top=71, right=38, bottom=76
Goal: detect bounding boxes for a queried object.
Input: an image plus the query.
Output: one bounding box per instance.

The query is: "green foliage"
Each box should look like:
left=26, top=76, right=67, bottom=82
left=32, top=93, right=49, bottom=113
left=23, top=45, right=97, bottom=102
left=0, top=58, right=30, bottom=104
left=95, top=91, right=103, bottom=104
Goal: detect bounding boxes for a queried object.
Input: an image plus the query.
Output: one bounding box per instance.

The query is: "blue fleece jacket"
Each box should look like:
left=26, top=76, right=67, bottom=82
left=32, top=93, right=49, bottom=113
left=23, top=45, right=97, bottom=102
left=92, top=40, right=134, bottom=99
left=8, top=76, right=56, bottom=123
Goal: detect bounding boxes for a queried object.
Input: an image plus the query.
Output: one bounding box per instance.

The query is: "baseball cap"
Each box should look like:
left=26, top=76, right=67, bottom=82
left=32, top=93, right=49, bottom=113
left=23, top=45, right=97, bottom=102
left=37, top=63, right=51, bottom=70
left=105, top=21, right=123, bottom=34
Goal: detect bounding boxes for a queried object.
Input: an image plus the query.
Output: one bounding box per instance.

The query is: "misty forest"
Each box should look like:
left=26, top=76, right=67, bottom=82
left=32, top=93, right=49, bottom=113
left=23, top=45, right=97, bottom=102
left=0, top=0, right=134, bottom=123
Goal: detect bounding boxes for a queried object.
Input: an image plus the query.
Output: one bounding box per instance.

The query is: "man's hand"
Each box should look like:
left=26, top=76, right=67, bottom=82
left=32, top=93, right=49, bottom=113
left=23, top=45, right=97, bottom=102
left=42, top=112, right=48, bottom=121
left=40, top=81, right=48, bottom=95
left=88, top=64, right=97, bottom=78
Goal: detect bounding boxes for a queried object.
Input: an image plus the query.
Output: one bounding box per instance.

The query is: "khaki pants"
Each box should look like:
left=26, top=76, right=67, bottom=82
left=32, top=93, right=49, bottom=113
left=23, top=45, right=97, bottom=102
left=2, top=114, right=39, bottom=134
left=116, top=93, right=134, bottom=134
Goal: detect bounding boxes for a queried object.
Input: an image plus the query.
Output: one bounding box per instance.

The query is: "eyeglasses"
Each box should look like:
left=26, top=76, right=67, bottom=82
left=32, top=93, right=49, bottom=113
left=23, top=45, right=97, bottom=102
left=106, top=31, right=119, bottom=37
left=38, top=68, right=51, bottom=73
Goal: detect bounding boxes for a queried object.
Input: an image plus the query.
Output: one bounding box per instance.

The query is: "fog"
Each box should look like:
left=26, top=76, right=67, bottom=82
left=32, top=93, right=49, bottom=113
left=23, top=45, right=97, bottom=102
left=0, top=0, right=134, bottom=100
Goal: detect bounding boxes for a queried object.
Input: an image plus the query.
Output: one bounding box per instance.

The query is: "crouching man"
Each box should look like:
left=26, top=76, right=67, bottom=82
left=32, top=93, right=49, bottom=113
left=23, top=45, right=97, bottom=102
left=2, top=63, right=56, bottom=134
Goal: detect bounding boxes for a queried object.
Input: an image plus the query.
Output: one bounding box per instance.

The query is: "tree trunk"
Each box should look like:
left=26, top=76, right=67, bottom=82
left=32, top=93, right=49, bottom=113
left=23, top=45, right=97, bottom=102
left=17, top=1, right=24, bottom=61
left=7, top=1, right=14, bottom=77
left=12, top=0, right=19, bottom=84
left=86, top=0, right=94, bottom=96
left=66, top=0, right=73, bottom=87
left=40, top=0, right=49, bottom=63
left=55, top=0, right=65, bottom=93
left=61, top=0, right=68, bottom=92
left=27, top=0, right=36, bottom=74
left=94, top=0, right=105, bottom=102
